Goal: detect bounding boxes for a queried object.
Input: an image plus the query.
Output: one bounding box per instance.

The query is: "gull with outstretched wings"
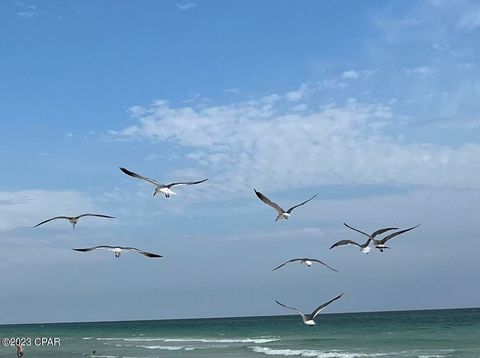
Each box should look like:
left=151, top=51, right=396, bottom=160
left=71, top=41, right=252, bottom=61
left=34, top=214, right=115, bottom=229
left=330, top=224, right=400, bottom=253
left=372, top=224, right=421, bottom=252
left=254, top=189, right=317, bottom=222
left=120, top=167, right=207, bottom=197
left=275, top=293, right=343, bottom=326
left=73, top=246, right=162, bottom=258
left=272, top=258, right=337, bottom=272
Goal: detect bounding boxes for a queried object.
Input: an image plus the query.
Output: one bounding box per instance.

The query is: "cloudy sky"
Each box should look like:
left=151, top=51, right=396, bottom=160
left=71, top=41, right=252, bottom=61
left=1, top=0, right=479, bottom=324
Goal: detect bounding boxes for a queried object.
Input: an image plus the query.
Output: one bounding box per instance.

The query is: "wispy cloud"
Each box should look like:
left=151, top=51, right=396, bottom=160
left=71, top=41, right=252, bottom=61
left=0, top=190, right=96, bottom=231
left=110, top=84, right=480, bottom=197
left=176, top=2, right=197, bottom=11
left=15, top=1, right=44, bottom=18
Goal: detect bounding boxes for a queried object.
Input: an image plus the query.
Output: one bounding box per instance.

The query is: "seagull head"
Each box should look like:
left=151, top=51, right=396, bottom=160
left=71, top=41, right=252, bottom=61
left=304, top=260, right=312, bottom=267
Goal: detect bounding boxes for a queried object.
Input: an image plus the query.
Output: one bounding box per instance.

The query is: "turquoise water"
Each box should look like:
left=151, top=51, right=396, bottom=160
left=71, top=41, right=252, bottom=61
left=0, top=308, right=479, bottom=357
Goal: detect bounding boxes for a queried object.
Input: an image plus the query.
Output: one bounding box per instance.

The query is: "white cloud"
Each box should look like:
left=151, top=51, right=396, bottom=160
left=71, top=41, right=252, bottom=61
left=458, top=11, right=480, bottom=29
left=111, top=89, right=480, bottom=196
left=176, top=2, right=197, bottom=10
left=341, top=70, right=360, bottom=80
left=17, top=11, right=35, bottom=17
left=286, top=83, right=308, bottom=101
left=403, top=66, right=436, bottom=77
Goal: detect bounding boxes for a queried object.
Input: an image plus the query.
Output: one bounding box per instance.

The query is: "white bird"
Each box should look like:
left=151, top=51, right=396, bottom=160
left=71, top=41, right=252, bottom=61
left=34, top=214, right=115, bottom=229
left=370, top=224, right=421, bottom=252
left=272, top=258, right=337, bottom=272
left=275, top=293, right=343, bottom=326
left=330, top=224, right=400, bottom=254
left=329, top=238, right=373, bottom=253
left=254, top=189, right=317, bottom=222
left=73, top=246, right=162, bottom=258
left=120, top=167, right=208, bottom=197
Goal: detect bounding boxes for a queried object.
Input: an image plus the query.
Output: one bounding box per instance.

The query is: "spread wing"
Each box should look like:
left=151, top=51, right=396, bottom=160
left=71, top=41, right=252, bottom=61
left=119, top=167, right=160, bottom=186
left=72, top=246, right=116, bottom=252
left=371, top=227, right=399, bottom=239
left=309, top=259, right=338, bottom=272
left=76, top=214, right=115, bottom=220
left=343, top=223, right=370, bottom=238
left=312, top=293, right=343, bottom=318
left=272, top=258, right=302, bottom=271
left=123, top=247, right=163, bottom=258
left=34, top=216, right=72, bottom=227
left=275, top=300, right=305, bottom=320
left=254, top=189, right=285, bottom=214
left=329, top=239, right=363, bottom=249
left=286, top=194, right=317, bottom=213
left=376, top=225, right=421, bottom=244
left=165, top=179, right=208, bottom=188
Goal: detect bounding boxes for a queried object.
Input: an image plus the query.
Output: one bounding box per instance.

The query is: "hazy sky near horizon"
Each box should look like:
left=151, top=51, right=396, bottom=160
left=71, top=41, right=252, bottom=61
left=1, top=0, right=479, bottom=324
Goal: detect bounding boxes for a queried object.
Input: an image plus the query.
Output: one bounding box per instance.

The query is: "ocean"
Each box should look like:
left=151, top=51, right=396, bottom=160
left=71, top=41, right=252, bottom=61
left=0, top=308, right=478, bottom=357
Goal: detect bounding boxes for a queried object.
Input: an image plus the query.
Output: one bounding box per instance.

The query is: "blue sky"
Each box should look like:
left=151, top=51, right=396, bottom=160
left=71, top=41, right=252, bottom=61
left=1, top=0, right=480, bottom=324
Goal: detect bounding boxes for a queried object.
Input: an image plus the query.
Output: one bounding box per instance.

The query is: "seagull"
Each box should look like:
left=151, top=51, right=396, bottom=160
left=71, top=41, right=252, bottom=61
left=34, top=214, right=115, bottom=229
left=275, top=293, right=343, bottom=326
left=119, top=167, right=208, bottom=197
left=254, top=189, right=317, bottom=222
left=330, top=224, right=400, bottom=254
left=371, top=224, right=421, bottom=252
left=72, top=246, right=162, bottom=258
left=272, top=258, right=338, bottom=272
left=329, top=238, right=373, bottom=253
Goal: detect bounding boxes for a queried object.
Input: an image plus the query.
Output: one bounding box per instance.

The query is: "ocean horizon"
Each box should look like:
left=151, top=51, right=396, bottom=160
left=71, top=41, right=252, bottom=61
left=1, top=307, right=478, bottom=357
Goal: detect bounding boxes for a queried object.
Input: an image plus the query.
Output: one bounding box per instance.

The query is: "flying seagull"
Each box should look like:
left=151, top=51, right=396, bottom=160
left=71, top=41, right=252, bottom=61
left=119, top=167, right=208, bottom=197
left=371, top=224, right=421, bottom=252
left=34, top=214, right=115, bottom=229
left=254, top=189, right=317, bottom=222
left=275, top=293, right=343, bottom=326
left=330, top=224, right=400, bottom=254
left=272, top=258, right=338, bottom=272
left=329, top=238, right=373, bottom=253
left=73, top=246, right=162, bottom=258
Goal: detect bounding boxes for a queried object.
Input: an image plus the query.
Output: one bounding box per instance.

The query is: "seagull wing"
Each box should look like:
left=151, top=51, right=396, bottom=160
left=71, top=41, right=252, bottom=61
left=34, top=216, right=72, bottom=227
left=119, top=167, right=160, bottom=186
left=254, top=189, right=285, bottom=214
left=286, top=194, right=317, bottom=213
left=123, top=247, right=163, bottom=258
left=343, top=223, right=370, bottom=238
left=275, top=300, right=306, bottom=320
left=370, top=227, right=399, bottom=239
left=312, top=293, right=343, bottom=318
left=72, top=246, right=116, bottom=252
left=272, top=258, right=302, bottom=271
left=165, top=178, right=208, bottom=188
left=76, top=214, right=116, bottom=219
left=376, top=224, right=421, bottom=244
left=329, top=239, right=363, bottom=249
left=309, top=259, right=338, bottom=272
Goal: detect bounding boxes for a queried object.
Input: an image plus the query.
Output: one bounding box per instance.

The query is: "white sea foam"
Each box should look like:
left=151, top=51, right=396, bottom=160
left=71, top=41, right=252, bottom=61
left=136, top=345, right=185, bottom=351
left=123, top=336, right=280, bottom=344
left=249, top=347, right=387, bottom=358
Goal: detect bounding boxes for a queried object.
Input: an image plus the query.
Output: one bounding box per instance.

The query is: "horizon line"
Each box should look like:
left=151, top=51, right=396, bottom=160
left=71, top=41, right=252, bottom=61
left=1, top=305, right=478, bottom=327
